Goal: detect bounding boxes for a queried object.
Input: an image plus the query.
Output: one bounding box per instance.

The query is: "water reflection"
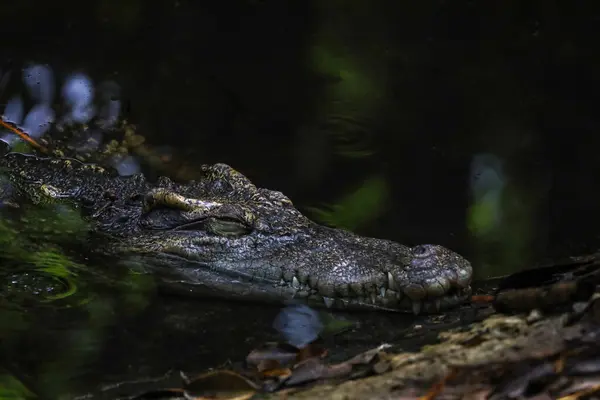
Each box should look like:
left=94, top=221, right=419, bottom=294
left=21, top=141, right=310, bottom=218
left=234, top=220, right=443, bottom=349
left=60, top=72, right=96, bottom=125
left=22, top=64, right=55, bottom=105
left=0, top=63, right=140, bottom=176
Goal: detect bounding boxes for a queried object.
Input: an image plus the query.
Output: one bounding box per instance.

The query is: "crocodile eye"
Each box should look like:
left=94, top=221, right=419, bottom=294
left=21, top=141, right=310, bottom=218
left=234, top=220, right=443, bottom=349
left=140, top=206, right=252, bottom=237
left=204, top=217, right=252, bottom=237
left=172, top=216, right=251, bottom=237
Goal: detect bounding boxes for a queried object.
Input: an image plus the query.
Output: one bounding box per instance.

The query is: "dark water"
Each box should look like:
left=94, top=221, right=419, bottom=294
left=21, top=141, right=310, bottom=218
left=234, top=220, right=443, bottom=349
left=2, top=0, right=600, bottom=266
left=4, top=268, right=492, bottom=399
left=1, top=0, right=600, bottom=397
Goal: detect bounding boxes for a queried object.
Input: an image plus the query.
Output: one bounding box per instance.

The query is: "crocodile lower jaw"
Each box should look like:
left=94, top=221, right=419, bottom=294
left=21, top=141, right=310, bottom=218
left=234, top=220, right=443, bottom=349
left=134, top=253, right=472, bottom=314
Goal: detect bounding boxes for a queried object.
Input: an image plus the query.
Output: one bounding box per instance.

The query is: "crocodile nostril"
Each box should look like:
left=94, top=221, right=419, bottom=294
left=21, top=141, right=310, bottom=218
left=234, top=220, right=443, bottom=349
left=412, top=245, right=430, bottom=256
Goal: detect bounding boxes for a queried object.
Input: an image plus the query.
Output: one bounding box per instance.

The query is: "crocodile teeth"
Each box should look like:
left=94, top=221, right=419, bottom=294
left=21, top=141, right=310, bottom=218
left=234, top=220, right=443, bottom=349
left=323, top=297, right=335, bottom=308
left=279, top=279, right=286, bottom=286
left=292, top=276, right=301, bottom=289
left=371, top=294, right=377, bottom=304
left=412, top=301, right=422, bottom=315
left=387, top=272, right=396, bottom=290
left=380, top=287, right=386, bottom=298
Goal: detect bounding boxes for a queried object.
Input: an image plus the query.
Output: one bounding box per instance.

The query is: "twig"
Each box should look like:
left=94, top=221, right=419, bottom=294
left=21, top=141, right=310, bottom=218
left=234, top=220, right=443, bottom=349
left=0, top=118, right=48, bottom=153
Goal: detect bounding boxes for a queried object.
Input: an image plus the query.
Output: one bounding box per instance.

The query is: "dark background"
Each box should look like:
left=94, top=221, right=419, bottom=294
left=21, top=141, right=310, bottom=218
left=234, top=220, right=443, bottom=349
left=0, top=1, right=599, bottom=273
left=2, top=0, right=600, bottom=397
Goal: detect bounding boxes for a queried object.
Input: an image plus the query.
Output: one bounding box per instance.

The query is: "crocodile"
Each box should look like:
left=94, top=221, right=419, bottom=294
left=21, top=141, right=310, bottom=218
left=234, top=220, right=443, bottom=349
left=0, top=150, right=473, bottom=313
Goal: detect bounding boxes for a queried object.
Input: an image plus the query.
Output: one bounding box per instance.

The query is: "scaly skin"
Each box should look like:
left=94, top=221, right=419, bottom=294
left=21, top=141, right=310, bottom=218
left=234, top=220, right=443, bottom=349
left=0, top=152, right=473, bottom=313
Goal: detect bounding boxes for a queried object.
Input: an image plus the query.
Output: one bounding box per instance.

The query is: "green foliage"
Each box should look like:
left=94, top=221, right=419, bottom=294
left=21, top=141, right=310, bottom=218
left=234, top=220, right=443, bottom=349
left=311, top=45, right=377, bottom=103
left=309, top=44, right=379, bottom=160
left=0, top=203, right=89, bottom=305
left=318, top=312, right=357, bottom=337
left=308, top=4, right=394, bottom=162
left=468, top=184, right=537, bottom=277
left=9, top=141, right=32, bottom=154
left=0, top=197, right=156, bottom=397
left=467, top=194, right=500, bottom=236
left=307, top=175, right=389, bottom=231
left=0, top=369, right=35, bottom=399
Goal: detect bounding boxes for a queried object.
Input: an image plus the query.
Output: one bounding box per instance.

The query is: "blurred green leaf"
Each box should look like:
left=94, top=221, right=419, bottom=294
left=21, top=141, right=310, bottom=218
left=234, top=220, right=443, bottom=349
left=0, top=202, right=88, bottom=305
left=467, top=194, right=499, bottom=236
left=319, top=312, right=357, bottom=337
left=9, top=141, right=33, bottom=154
left=307, top=175, right=389, bottom=231
left=468, top=184, right=538, bottom=277
left=0, top=369, right=35, bottom=399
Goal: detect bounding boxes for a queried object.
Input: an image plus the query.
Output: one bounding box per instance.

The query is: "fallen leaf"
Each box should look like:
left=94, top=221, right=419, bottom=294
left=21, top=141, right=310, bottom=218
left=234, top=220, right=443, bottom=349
left=259, top=368, right=292, bottom=379
left=418, top=369, right=457, bottom=400
left=181, top=370, right=258, bottom=400
left=246, top=342, right=298, bottom=369
left=128, top=388, right=186, bottom=399
left=558, top=383, right=600, bottom=400
left=255, top=359, right=282, bottom=374
left=283, top=358, right=336, bottom=386
left=295, top=343, right=327, bottom=362
left=344, top=343, right=392, bottom=365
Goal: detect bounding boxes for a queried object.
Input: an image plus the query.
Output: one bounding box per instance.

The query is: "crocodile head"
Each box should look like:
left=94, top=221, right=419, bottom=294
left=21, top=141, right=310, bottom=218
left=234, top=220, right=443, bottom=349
left=2, top=153, right=473, bottom=313
left=98, top=163, right=472, bottom=313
